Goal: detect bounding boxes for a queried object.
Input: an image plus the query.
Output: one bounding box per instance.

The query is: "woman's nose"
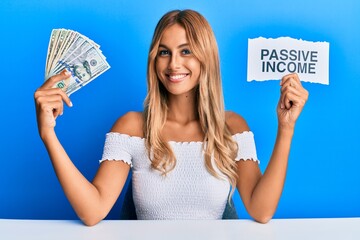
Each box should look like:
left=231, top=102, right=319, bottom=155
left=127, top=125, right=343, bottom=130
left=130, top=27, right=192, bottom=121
left=168, top=54, right=181, bottom=70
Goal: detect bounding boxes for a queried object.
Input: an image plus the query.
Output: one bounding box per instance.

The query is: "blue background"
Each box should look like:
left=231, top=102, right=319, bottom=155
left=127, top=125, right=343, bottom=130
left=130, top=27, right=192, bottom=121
left=0, top=0, right=359, bottom=220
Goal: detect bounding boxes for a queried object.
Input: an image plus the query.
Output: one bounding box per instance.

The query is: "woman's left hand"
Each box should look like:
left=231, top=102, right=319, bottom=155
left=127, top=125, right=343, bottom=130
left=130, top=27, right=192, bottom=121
left=277, top=73, right=309, bottom=130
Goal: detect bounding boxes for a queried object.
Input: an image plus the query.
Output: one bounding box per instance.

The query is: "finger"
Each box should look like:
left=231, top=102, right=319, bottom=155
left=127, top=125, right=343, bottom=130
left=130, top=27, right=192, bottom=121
left=280, top=82, right=298, bottom=105
left=35, top=86, right=73, bottom=108
left=279, top=73, right=309, bottom=112
left=280, top=84, right=299, bottom=109
left=281, top=89, right=308, bottom=110
left=282, top=82, right=309, bottom=104
left=281, top=77, right=297, bottom=90
left=281, top=77, right=308, bottom=99
left=281, top=81, right=303, bottom=95
left=284, top=92, right=294, bottom=109
left=50, top=101, right=64, bottom=118
left=281, top=74, right=309, bottom=96
left=40, top=70, right=72, bottom=90
left=280, top=73, right=301, bottom=86
left=280, top=90, right=296, bottom=110
left=36, top=95, right=64, bottom=117
left=39, top=100, right=64, bottom=120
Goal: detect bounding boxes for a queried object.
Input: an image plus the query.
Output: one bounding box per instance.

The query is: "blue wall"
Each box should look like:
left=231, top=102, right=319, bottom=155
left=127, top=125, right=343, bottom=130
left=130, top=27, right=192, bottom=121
left=0, top=0, right=359, bottom=220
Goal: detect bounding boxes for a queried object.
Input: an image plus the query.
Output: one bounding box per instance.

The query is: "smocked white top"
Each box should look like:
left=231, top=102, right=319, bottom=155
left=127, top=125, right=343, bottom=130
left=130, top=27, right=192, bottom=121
left=100, top=131, right=259, bottom=220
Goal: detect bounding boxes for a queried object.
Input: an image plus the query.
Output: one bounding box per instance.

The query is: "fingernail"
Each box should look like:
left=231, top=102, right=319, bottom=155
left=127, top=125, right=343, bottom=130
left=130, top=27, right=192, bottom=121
left=69, top=102, right=73, bottom=107
left=280, top=103, right=284, bottom=109
left=60, top=111, right=63, bottom=116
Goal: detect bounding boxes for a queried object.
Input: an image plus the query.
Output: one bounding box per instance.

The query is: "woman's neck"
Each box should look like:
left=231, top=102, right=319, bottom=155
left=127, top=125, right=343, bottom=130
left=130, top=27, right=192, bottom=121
left=166, top=92, right=198, bottom=125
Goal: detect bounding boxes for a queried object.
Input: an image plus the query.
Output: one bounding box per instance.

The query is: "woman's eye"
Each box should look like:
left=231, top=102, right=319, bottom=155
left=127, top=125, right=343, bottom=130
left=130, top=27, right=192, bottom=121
left=181, top=49, right=192, bottom=55
left=158, top=50, right=169, bottom=56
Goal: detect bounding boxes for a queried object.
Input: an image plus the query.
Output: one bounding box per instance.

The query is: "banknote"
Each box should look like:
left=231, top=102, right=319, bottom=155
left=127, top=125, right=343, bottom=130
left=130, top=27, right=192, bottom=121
left=45, top=29, right=110, bottom=96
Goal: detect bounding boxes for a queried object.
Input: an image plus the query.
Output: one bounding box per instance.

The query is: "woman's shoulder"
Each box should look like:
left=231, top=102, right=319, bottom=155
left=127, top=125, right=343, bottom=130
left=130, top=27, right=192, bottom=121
left=110, top=111, right=144, bottom=138
left=225, top=111, right=250, bottom=135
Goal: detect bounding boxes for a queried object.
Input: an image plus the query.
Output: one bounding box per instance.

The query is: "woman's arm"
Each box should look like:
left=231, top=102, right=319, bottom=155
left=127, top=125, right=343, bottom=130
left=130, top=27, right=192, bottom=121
left=236, top=127, right=292, bottom=224
left=34, top=71, right=130, bottom=226
left=232, top=73, right=308, bottom=223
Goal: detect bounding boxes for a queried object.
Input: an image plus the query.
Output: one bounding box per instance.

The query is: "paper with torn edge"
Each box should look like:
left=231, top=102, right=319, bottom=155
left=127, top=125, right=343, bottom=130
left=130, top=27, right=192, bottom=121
left=247, top=37, right=329, bottom=85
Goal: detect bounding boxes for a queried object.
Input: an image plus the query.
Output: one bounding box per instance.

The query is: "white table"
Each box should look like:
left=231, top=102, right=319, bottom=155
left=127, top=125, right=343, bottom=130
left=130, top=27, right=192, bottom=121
left=1, top=218, right=359, bottom=240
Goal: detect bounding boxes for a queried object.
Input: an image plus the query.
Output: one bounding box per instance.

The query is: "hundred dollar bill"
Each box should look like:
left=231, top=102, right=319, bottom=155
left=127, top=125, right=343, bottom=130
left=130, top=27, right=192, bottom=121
left=45, top=29, right=60, bottom=74
left=49, top=34, right=102, bottom=78
left=45, top=29, right=110, bottom=95
left=47, top=34, right=85, bottom=78
left=51, top=30, right=76, bottom=73
left=48, top=29, right=68, bottom=74
left=51, top=46, right=110, bottom=96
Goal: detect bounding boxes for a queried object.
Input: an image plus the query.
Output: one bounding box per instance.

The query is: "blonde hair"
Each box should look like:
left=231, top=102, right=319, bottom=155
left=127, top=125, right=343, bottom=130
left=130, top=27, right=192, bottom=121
left=143, top=9, right=238, bottom=196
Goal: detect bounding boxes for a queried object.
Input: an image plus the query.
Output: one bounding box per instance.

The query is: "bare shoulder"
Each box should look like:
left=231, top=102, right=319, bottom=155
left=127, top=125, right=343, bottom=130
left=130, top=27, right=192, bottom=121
left=225, top=111, right=250, bottom=135
left=110, top=111, right=144, bottom=138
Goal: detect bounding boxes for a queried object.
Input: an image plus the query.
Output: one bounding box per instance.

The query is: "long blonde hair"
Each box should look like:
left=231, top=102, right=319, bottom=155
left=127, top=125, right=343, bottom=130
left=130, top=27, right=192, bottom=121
left=143, top=9, right=238, bottom=195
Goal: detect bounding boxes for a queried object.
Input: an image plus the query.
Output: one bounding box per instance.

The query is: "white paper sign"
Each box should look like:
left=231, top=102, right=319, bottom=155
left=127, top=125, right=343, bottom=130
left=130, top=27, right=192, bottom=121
left=247, top=37, right=329, bottom=85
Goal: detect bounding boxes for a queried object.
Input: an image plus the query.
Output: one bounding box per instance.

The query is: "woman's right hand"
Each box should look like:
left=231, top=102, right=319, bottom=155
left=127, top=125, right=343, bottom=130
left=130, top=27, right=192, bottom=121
left=34, top=70, right=73, bottom=139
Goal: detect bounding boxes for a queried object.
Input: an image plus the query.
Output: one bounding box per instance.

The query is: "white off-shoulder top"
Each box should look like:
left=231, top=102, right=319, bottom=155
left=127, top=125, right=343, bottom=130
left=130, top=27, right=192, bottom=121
left=100, top=131, right=259, bottom=220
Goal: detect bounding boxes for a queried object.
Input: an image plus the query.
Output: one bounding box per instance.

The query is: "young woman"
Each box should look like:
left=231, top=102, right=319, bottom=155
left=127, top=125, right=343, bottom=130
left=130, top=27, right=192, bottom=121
left=34, top=9, right=308, bottom=226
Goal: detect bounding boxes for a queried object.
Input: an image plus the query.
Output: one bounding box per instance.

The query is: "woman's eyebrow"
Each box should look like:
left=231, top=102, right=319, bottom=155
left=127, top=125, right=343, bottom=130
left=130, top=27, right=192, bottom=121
left=158, top=43, right=189, bottom=49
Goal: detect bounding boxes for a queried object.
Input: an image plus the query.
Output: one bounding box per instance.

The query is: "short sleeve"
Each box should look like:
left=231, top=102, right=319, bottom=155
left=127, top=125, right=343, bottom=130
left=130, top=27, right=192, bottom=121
left=99, top=132, right=133, bottom=166
left=233, top=131, right=260, bottom=164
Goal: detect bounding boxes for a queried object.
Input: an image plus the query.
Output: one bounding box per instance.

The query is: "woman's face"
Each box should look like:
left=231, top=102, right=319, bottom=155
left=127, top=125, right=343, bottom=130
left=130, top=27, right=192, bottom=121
left=155, top=24, right=201, bottom=97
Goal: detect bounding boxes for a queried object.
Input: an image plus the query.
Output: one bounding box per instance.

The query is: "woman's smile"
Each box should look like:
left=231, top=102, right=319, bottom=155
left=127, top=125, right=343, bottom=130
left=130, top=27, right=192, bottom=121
left=166, top=73, right=190, bottom=83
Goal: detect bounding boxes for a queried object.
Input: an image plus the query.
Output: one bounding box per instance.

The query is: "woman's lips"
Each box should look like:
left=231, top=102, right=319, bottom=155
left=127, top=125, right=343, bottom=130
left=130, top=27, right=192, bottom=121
left=166, top=73, right=189, bottom=82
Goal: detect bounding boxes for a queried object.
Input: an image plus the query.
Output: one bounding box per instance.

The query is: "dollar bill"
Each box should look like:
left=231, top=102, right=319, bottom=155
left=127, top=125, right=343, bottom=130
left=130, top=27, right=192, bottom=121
left=45, top=29, right=110, bottom=95
left=45, top=29, right=60, bottom=74
left=48, top=29, right=68, bottom=73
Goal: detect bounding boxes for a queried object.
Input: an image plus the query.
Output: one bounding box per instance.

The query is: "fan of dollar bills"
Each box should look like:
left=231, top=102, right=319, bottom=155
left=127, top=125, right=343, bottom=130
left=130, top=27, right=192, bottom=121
left=45, top=29, right=110, bottom=96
